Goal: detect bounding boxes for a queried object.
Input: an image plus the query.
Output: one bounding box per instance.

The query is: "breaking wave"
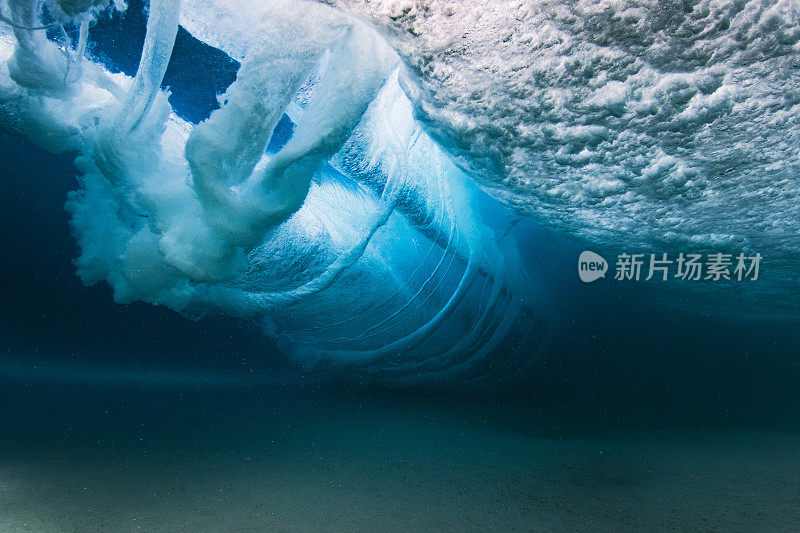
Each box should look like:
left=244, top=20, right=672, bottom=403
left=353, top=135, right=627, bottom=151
left=0, top=0, right=544, bottom=383
left=2, top=0, right=797, bottom=382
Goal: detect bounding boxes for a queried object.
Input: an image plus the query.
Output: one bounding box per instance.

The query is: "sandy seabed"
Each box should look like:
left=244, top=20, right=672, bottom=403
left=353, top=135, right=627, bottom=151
left=0, top=377, right=798, bottom=532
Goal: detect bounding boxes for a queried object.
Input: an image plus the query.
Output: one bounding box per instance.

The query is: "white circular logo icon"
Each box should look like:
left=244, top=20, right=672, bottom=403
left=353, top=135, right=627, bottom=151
left=578, top=251, right=608, bottom=282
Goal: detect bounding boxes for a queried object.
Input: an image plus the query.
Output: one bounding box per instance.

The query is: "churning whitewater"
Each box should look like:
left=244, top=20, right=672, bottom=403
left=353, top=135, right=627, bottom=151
left=321, top=0, right=800, bottom=257
left=0, top=0, right=541, bottom=382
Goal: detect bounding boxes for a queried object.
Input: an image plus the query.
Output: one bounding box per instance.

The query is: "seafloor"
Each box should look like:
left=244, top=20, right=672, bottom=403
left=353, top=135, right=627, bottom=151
left=1, top=378, right=799, bottom=531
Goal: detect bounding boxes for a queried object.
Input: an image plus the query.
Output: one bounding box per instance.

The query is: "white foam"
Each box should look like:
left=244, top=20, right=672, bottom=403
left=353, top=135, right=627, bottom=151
left=318, top=0, right=800, bottom=255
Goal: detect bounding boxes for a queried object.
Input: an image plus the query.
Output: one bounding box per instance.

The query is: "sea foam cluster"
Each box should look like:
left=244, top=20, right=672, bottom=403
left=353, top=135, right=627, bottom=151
left=323, top=0, right=800, bottom=256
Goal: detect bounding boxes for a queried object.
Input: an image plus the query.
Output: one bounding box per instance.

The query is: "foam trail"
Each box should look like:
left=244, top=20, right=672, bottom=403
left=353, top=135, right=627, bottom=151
left=0, top=0, right=541, bottom=384
left=114, top=0, right=179, bottom=134
left=94, top=0, right=180, bottom=186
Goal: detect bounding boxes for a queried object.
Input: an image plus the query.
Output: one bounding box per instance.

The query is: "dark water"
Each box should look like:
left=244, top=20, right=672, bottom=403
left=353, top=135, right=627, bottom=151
left=2, top=125, right=798, bottom=428
left=1, top=2, right=800, bottom=531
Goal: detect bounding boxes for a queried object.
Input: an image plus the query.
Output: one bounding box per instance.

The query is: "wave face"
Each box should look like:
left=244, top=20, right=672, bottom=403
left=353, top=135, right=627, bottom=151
left=1, top=0, right=797, bottom=383
left=323, top=0, right=800, bottom=259
left=0, top=0, right=544, bottom=384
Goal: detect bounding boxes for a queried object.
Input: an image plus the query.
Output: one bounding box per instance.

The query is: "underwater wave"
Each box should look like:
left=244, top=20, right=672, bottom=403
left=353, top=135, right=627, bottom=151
left=0, top=0, right=545, bottom=383
left=1, top=0, right=798, bottom=382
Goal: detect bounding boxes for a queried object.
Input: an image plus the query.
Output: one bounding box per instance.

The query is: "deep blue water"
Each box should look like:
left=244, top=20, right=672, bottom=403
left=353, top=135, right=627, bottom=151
left=1, top=1, right=800, bottom=530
